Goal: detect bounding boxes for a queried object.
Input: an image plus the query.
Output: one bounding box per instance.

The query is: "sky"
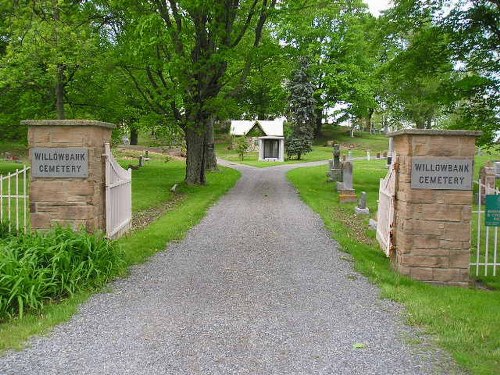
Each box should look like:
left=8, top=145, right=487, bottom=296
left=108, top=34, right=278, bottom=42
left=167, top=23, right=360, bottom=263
left=365, top=0, right=392, bottom=17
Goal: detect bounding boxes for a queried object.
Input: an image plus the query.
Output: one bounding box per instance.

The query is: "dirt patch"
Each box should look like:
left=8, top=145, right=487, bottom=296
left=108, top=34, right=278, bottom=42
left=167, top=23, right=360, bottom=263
left=116, top=145, right=186, bottom=161
left=131, top=193, right=186, bottom=232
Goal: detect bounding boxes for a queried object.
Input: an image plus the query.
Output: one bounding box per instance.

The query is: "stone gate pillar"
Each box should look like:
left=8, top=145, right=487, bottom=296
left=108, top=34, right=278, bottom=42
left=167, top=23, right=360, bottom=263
left=390, top=130, right=481, bottom=286
left=24, top=120, right=115, bottom=232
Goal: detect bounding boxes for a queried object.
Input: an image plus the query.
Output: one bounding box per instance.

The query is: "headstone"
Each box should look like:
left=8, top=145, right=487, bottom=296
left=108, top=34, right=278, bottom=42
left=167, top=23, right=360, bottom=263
left=336, top=161, right=357, bottom=203
left=480, top=163, right=496, bottom=204
left=495, top=162, right=500, bottom=178
left=122, top=136, right=130, bottom=146
left=333, top=144, right=341, bottom=169
left=366, top=151, right=371, bottom=161
left=376, top=152, right=381, bottom=159
left=139, top=155, right=145, bottom=167
left=327, top=144, right=343, bottom=182
left=355, top=191, right=370, bottom=215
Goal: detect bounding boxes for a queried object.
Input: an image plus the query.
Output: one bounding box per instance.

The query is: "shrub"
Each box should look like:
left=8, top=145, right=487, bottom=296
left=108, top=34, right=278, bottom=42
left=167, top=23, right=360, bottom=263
left=0, top=227, right=124, bottom=320
left=235, top=136, right=250, bottom=161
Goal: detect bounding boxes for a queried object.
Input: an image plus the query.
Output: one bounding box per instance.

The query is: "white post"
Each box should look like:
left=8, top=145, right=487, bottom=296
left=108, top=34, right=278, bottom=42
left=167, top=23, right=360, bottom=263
left=279, top=139, right=285, bottom=162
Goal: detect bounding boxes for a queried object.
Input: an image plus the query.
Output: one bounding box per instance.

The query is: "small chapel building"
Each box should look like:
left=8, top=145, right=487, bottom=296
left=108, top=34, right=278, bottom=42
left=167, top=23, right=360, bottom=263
left=229, top=119, right=285, bottom=162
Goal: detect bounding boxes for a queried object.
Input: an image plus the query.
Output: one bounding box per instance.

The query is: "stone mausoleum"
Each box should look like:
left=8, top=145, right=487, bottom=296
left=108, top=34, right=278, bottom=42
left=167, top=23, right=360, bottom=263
left=230, top=119, right=285, bottom=162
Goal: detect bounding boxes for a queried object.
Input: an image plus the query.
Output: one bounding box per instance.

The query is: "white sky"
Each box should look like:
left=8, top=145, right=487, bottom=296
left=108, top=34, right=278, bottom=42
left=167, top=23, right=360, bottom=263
left=365, top=0, right=392, bottom=17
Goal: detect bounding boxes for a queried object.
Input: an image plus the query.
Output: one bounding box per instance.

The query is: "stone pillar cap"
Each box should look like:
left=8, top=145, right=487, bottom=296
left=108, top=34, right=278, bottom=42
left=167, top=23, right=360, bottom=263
left=22, top=119, right=115, bottom=129
left=388, top=129, right=482, bottom=137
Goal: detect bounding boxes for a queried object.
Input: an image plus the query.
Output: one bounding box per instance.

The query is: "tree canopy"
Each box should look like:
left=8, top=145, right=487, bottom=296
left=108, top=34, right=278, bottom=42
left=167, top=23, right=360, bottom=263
left=0, top=0, right=498, bottom=179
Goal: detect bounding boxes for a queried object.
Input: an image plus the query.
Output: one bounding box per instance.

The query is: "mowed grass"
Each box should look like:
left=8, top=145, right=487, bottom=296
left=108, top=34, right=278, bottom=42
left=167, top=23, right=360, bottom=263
left=288, top=163, right=500, bottom=375
left=0, top=160, right=240, bottom=353
left=216, top=126, right=390, bottom=167
left=0, top=161, right=27, bottom=175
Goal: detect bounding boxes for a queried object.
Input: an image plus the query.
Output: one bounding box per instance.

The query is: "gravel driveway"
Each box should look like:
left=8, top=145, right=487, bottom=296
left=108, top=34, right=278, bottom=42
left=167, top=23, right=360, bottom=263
left=0, top=161, right=462, bottom=374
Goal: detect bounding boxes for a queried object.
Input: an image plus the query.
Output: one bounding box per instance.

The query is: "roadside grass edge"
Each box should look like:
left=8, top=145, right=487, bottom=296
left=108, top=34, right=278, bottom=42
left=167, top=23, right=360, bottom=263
left=287, top=165, right=500, bottom=375
left=0, top=166, right=240, bottom=354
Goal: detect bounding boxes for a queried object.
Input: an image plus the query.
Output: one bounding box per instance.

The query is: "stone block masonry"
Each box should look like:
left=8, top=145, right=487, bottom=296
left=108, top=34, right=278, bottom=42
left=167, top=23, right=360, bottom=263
left=389, top=130, right=481, bottom=287
left=24, top=120, right=114, bottom=233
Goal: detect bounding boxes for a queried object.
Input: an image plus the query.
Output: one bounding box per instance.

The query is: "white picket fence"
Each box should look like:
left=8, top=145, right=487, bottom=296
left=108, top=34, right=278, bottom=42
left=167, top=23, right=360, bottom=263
left=472, top=180, right=500, bottom=277
left=0, top=166, right=30, bottom=233
left=376, top=162, right=396, bottom=256
left=104, top=143, right=132, bottom=239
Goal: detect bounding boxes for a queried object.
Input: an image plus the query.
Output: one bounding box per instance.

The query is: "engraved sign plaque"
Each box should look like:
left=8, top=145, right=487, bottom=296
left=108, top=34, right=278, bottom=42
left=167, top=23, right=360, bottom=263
left=411, top=158, right=473, bottom=190
left=32, top=148, right=89, bottom=178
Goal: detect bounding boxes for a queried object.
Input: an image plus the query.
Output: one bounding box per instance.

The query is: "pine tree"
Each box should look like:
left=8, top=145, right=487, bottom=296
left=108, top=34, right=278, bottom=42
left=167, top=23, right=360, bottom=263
left=287, top=57, right=316, bottom=160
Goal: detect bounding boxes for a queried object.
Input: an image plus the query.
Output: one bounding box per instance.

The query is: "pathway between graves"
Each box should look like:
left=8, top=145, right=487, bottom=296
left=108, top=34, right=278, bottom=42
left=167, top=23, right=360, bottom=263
left=0, top=161, right=462, bottom=375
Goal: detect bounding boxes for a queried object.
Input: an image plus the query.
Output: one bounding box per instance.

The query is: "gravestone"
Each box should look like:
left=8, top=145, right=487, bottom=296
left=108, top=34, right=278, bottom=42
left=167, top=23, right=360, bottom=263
left=355, top=191, right=370, bottom=215
left=327, top=144, right=342, bottom=182
left=336, top=161, right=357, bottom=203
left=480, top=163, right=496, bottom=204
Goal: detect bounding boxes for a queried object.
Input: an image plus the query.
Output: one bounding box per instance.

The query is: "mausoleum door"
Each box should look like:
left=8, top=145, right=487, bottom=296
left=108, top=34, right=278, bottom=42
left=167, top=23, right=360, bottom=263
left=264, top=140, right=279, bottom=159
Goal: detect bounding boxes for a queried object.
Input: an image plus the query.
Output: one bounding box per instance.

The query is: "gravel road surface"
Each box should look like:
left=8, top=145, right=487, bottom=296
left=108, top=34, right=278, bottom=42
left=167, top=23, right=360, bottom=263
left=0, top=161, right=463, bottom=374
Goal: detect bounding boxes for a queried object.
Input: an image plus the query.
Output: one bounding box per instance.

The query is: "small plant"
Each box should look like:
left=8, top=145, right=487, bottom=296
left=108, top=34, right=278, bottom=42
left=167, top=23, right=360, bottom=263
left=235, top=136, right=250, bottom=161
left=0, top=221, right=14, bottom=239
left=0, top=227, right=124, bottom=320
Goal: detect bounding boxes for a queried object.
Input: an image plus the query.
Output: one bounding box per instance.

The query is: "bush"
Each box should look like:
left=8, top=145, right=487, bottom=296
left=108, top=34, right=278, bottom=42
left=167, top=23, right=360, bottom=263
left=286, top=137, right=312, bottom=160
left=0, top=227, right=124, bottom=320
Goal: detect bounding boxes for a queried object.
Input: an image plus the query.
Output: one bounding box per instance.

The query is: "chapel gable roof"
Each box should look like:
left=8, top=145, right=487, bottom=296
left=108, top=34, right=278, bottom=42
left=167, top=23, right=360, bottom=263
left=230, top=119, right=284, bottom=137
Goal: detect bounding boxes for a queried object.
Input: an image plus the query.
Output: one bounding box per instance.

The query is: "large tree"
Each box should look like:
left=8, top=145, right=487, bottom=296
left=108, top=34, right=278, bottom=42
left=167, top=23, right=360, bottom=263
left=379, top=0, right=499, bottom=140
left=109, top=0, right=278, bottom=185
left=276, top=0, right=378, bottom=137
left=0, top=1, right=106, bottom=120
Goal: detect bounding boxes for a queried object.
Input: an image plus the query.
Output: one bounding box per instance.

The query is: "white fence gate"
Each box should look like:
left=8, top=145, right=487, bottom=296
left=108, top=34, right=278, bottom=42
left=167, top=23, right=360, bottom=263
left=472, top=180, right=499, bottom=277
left=0, top=166, right=30, bottom=233
left=376, top=161, right=396, bottom=256
left=104, top=143, right=132, bottom=239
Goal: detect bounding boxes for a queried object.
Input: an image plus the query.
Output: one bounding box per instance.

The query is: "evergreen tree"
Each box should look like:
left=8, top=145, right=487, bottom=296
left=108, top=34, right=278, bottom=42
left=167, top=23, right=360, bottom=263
left=286, top=58, right=316, bottom=160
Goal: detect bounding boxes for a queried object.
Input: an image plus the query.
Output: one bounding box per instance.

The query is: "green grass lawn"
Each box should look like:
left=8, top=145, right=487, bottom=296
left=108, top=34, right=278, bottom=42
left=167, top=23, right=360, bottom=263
left=0, top=160, right=240, bottom=353
left=288, top=162, right=500, bottom=375
left=0, top=161, right=27, bottom=175
left=216, top=127, right=391, bottom=167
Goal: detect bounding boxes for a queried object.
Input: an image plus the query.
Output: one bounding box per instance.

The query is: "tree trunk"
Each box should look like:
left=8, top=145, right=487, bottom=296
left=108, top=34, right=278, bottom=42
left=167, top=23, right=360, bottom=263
left=185, top=126, right=206, bottom=185
left=425, top=118, right=432, bottom=129
left=367, top=108, right=374, bottom=133
left=130, top=128, right=139, bottom=145
left=314, top=106, right=323, bottom=139
left=204, top=116, right=218, bottom=171
left=415, top=119, right=425, bottom=129
left=55, top=64, right=65, bottom=120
